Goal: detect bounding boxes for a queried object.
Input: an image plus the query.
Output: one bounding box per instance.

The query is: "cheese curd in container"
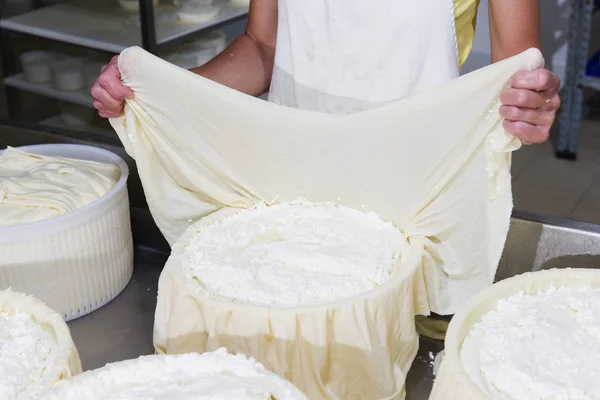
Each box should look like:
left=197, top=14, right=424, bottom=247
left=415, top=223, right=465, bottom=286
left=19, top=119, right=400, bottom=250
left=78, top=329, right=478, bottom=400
left=430, top=268, right=600, bottom=400
left=45, top=348, right=308, bottom=399
left=176, top=1, right=220, bottom=23
left=51, top=58, right=85, bottom=92
left=20, top=51, right=56, bottom=84
left=0, top=289, right=81, bottom=399
left=0, top=144, right=133, bottom=321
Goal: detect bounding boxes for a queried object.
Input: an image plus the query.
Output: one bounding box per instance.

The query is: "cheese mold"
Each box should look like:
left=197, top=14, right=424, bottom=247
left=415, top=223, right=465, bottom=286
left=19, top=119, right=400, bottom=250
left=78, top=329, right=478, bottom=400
left=430, top=268, right=600, bottom=400
left=0, top=144, right=133, bottom=321
left=45, top=348, right=309, bottom=399
left=0, top=289, right=82, bottom=399
left=110, top=46, right=544, bottom=399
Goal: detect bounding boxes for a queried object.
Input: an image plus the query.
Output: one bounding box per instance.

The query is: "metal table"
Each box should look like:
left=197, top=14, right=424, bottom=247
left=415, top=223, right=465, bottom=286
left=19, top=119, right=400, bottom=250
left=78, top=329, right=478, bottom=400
left=63, top=211, right=600, bottom=400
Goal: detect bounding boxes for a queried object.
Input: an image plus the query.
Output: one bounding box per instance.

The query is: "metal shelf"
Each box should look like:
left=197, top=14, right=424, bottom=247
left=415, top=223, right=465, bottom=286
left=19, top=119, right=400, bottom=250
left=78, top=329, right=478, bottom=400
left=40, top=115, right=112, bottom=136
left=0, top=0, right=248, bottom=54
left=579, top=76, right=600, bottom=91
left=4, top=74, right=93, bottom=108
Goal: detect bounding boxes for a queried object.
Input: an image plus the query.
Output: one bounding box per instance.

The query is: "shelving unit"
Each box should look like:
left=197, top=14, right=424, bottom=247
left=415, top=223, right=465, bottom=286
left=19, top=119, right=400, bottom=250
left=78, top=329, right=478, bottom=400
left=5, top=73, right=93, bottom=107
left=0, top=0, right=248, bottom=134
left=556, top=0, right=598, bottom=160
left=41, top=115, right=112, bottom=135
left=0, top=0, right=248, bottom=53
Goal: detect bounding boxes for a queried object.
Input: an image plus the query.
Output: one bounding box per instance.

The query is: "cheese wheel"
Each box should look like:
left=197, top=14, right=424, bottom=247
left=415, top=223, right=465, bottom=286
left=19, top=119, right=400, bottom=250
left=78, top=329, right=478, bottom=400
left=430, top=268, right=600, bottom=400
left=0, top=289, right=81, bottom=399
left=46, top=348, right=309, bottom=399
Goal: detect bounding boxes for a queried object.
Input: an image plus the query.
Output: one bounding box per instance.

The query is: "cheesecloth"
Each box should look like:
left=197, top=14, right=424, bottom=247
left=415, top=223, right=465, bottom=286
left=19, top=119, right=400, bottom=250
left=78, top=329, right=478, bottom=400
left=0, top=289, right=82, bottom=395
left=430, top=268, right=600, bottom=400
left=110, top=46, right=544, bottom=399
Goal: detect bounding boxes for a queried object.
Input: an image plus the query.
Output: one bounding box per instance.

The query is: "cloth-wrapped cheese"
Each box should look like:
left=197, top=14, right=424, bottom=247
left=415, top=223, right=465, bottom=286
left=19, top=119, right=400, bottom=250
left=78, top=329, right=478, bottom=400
left=45, top=347, right=309, bottom=399
left=431, top=268, right=600, bottom=400
left=110, top=46, right=544, bottom=399
left=0, top=289, right=82, bottom=399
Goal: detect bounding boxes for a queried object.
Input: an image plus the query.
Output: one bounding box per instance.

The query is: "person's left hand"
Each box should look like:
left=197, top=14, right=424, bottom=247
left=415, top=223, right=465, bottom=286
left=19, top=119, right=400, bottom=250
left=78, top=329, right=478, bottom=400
left=499, top=69, right=561, bottom=145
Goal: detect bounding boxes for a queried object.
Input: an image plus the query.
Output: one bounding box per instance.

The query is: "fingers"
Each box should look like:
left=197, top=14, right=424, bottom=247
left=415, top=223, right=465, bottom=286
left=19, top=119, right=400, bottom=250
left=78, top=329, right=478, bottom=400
left=98, top=61, right=133, bottom=101
left=500, top=104, right=556, bottom=127
left=502, top=119, right=550, bottom=145
left=91, top=55, right=134, bottom=119
left=500, top=88, right=561, bottom=110
left=509, top=69, right=560, bottom=92
left=501, top=69, right=561, bottom=146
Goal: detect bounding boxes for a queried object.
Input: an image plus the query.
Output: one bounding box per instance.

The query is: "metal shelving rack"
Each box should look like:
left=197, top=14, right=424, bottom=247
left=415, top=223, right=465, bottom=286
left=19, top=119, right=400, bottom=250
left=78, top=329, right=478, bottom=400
left=0, top=0, right=248, bottom=128
left=557, top=0, right=598, bottom=160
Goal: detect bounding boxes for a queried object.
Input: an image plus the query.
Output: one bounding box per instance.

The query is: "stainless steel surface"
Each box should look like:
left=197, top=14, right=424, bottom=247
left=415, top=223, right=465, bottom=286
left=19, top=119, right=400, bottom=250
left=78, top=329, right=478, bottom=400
left=63, top=211, right=600, bottom=399
left=67, top=246, right=167, bottom=370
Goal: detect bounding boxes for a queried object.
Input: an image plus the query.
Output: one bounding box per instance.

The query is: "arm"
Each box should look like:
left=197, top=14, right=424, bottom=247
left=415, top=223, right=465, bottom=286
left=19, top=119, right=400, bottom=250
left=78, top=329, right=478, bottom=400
left=189, top=0, right=278, bottom=96
left=488, top=0, right=541, bottom=62
left=488, top=0, right=560, bottom=145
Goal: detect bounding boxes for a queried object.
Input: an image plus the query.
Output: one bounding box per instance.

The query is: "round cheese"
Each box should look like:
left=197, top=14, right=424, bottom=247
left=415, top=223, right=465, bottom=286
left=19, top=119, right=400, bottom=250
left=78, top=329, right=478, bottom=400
left=430, top=268, right=600, bottom=400
left=461, top=286, right=600, bottom=400
left=0, top=290, right=81, bottom=399
left=183, top=199, right=408, bottom=307
left=46, top=348, right=309, bottom=399
left=0, top=147, right=120, bottom=226
left=177, top=2, right=220, bottom=23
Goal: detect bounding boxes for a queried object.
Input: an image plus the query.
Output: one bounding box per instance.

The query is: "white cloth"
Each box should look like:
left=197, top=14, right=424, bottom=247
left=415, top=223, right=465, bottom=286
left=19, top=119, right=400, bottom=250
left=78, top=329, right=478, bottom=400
left=268, top=0, right=460, bottom=114
left=109, top=46, right=543, bottom=399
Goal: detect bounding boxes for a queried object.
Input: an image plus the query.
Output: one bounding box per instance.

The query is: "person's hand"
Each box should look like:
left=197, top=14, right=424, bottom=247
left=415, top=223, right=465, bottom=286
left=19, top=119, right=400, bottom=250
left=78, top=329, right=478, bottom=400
left=91, top=55, right=134, bottom=118
left=499, top=69, right=561, bottom=145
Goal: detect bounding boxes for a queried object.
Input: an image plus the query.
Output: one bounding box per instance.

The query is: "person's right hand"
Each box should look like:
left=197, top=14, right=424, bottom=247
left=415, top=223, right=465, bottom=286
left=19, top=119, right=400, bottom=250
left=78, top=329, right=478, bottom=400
left=91, top=55, right=134, bottom=118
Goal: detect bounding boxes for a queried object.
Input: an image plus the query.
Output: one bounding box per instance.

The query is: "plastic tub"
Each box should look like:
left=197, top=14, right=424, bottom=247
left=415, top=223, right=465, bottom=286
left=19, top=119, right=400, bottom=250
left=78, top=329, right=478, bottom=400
left=51, top=59, right=84, bottom=92
left=20, top=51, right=56, bottom=84
left=0, top=144, right=134, bottom=321
left=176, top=2, right=220, bottom=23
left=229, top=0, right=249, bottom=6
left=164, top=52, right=201, bottom=70
left=119, top=0, right=159, bottom=12
left=430, top=268, right=600, bottom=400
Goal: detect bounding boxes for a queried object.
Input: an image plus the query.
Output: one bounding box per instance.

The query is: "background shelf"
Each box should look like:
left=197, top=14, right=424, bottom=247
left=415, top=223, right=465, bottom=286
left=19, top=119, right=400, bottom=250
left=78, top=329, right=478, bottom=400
left=0, top=0, right=248, bottom=53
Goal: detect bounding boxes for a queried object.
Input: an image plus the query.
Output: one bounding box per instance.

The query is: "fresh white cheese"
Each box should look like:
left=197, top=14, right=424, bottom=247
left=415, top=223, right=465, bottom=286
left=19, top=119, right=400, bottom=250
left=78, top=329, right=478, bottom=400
left=461, top=286, right=600, bottom=400
left=0, top=147, right=120, bottom=226
left=46, top=348, right=308, bottom=399
left=0, top=311, right=57, bottom=399
left=183, top=199, right=408, bottom=307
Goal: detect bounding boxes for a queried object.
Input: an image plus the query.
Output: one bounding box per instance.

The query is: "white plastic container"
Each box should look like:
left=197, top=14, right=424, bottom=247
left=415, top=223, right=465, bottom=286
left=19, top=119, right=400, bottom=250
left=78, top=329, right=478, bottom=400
left=176, top=2, right=220, bottom=23
left=430, top=268, right=600, bottom=400
left=0, top=144, right=134, bottom=321
left=164, top=52, right=201, bottom=70
left=229, top=0, right=249, bottom=6
left=51, top=59, right=85, bottom=92
left=20, top=51, right=56, bottom=84
left=119, top=0, right=159, bottom=13
left=60, top=103, right=94, bottom=127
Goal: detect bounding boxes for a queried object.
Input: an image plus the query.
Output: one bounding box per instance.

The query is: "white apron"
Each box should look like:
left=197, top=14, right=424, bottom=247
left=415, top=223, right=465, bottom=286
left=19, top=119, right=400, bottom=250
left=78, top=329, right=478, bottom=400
left=268, top=0, right=460, bottom=114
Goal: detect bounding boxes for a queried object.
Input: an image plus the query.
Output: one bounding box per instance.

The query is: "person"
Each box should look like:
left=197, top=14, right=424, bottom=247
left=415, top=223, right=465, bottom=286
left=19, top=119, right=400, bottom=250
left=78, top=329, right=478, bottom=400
left=92, top=0, right=560, bottom=145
